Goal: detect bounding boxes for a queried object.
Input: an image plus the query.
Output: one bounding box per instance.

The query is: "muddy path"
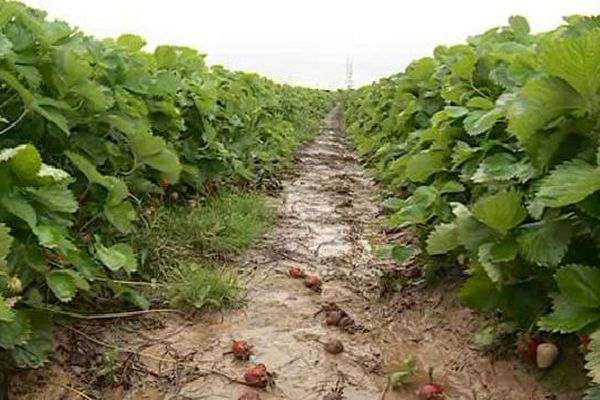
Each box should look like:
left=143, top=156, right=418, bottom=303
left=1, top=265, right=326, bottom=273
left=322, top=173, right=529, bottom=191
left=14, top=106, right=566, bottom=400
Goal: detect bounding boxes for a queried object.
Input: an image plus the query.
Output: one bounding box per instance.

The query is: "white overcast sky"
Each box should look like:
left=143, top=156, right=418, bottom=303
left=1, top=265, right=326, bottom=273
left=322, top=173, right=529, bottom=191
left=22, top=0, right=600, bottom=88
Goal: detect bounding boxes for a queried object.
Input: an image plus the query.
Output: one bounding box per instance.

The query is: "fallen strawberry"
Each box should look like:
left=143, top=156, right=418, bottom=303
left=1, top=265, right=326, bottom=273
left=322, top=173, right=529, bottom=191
left=325, top=310, right=344, bottom=326
left=288, top=266, right=305, bottom=278
left=324, top=338, right=344, bottom=354
left=418, top=368, right=443, bottom=400
left=304, top=275, right=322, bottom=292
left=226, top=340, right=254, bottom=360
left=238, top=392, right=261, bottom=400
left=243, top=363, right=276, bottom=388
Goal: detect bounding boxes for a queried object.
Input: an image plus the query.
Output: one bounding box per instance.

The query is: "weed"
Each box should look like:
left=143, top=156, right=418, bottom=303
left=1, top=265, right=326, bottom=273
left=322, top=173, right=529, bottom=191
left=166, top=263, right=238, bottom=311
left=136, top=190, right=275, bottom=277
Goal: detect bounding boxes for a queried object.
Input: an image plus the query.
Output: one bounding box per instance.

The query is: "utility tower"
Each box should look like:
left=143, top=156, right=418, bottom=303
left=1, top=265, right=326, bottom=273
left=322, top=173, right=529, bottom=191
left=345, top=57, right=354, bottom=89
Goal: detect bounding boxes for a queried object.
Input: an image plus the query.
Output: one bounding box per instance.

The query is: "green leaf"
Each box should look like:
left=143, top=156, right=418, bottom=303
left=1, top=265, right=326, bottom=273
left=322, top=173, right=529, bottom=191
left=32, top=224, right=76, bottom=252
left=391, top=245, right=417, bottom=263
left=3, top=144, right=42, bottom=181
left=463, top=108, right=505, bottom=136
left=537, top=159, right=600, bottom=207
left=539, top=28, right=600, bottom=101
left=517, top=216, right=572, bottom=267
left=453, top=203, right=499, bottom=250
left=46, top=270, right=77, bottom=302
left=459, top=268, right=500, bottom=312
left=471, top=190, right=527, bottom=233
left=426, top=223, right=460, bottom=255
left=0, top=294, right=14, bottom=322
left=445, top=45, right=476, bottom=80
left=0, top=193, right=37, bottom=229
left=0, top=310, right=31, bottom=349
left=539, top=295, right=600, bottom=333
left=478, top=243, right=504, bottom=284
left=104, top=201, right=135, bottom=234
left=405, top=150, right=446, bottom=182
left=25, top=186, right=78, bottom=214
left=0, top=223, right=13, bottom=269
left=472, top=153, right=535, bottom=184
left=555, top=265, right=600, bottom=308
left=586, top=330, right=600, bottom=384
left=96, top=242, right=137, bottom=273
left=507, top=77, right=586, bottom=148
left=12, top=310, right=53, bottom=367
left=509, top=15, right=530, bottom=40
left=117, top=34, right=146, bottom=51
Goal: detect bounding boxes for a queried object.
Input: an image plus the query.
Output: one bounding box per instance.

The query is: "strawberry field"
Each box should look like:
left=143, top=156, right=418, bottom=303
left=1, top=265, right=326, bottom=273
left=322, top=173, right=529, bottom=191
left=0, top=0, right=329, bottom=378
left=345, top=15, right=600, bottom=396
left=4, top=1, right=600, bottom=399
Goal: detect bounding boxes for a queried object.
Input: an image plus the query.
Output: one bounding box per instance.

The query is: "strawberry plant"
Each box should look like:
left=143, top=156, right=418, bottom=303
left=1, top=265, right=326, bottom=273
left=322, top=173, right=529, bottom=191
left=344, top=14, right=600, bottom=390
left=0, top=0, right=331, bottom=373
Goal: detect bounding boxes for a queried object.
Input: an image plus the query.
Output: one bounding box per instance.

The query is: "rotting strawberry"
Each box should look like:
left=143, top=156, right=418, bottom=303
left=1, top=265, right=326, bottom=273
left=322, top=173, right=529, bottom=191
left=418, top=368, right=443, bottom=400
left=325, top=310, right=343, bottom=326
left=227, top=339, right=254, bottom=360
left=324, top=338, right=344, bottom=354
left=288, top=266, right=305, bottom=278
left=238, top=392, right=261, bottom=400
left=304, top=275, right=322, bottom=292
left=243, top=363, right=276, bottom=388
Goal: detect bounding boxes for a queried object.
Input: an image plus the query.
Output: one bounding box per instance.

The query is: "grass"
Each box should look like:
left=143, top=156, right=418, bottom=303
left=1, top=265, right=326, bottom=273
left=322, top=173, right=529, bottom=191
left=133, top=190, right=274, bottom=309
left=166, top=263, right=238, bottom=311
left=136, top=190, right=275, bottom=278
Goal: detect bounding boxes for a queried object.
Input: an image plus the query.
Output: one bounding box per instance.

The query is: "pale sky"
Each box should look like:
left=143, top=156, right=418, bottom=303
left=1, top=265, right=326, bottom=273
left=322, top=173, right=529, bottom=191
left=22, top=0, right=600, bottom=88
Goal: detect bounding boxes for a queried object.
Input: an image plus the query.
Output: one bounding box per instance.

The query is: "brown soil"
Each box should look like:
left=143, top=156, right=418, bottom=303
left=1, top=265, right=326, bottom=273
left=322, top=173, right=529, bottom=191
left=10, top=106, right=578, bottom=399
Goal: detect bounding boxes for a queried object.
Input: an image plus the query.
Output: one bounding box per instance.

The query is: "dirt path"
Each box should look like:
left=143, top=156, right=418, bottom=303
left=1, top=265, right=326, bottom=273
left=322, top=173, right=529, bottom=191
left=15, top=106, right=564, bottom=399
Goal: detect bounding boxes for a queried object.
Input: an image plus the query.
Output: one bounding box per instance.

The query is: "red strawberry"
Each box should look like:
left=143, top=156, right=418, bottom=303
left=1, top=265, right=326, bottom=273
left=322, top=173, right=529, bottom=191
left=230, top=340, right=253, bottom=360
left=418, top=368, right=443, bottom=399
left=304, top=275, right=322, bottom=292
left=288, top=266, right=305, bottom=278
left=239, top=392, right=261, bottom=400
left=244, top=364, right=268, bottom=387
left=418, top=383, right=443, bottom=399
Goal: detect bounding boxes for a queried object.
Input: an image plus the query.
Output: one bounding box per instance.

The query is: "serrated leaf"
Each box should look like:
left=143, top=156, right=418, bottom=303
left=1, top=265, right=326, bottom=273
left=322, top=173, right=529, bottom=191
left=405, top=150, right=447, bottom=182
left=96, top=242, right=136, bottom=273
left=7, top=144, right=42, bottom=180
left=586, top=330, right=600, bottom=384
left=391, top=245, right=417, bottom=263
left=0, top=294, right=14, bottom=322
left=555, top=265, right=600, bottom=308
left=507, top=77, right=586, bottom=148
left=453, top=203, right=499, bottom=250
left=478, top=242, right=509, bottom=284
left=459, top=268, right=499, bottom=312
left=0, top=310, right=31, bottom=348
left=12, top=310, right=52, bottom=367
left=46, top=270, right=77, bottom=302
left=0, top=223, right=13, bottom=269
left=517, top=216, right=572, bottom=267
left=472, top=190, right=527, bottom=233
left=537, top=159, right=600, bottom=207
left=539, top=295, right=600, bottom=333
left=0, top=192, right=37, bottom=229
left=463, top=108, right=504, bottom=136
left=25, top=185, right=78, bottom=214
left=104, top=201, right=135, bottom=234
left=539, top=28, right=600, bottom=101
left=426, top=223, right=459, bottom=255
left=472, top=153, right=535, bottom=184
left=509, top=15, right=530, bottom=40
